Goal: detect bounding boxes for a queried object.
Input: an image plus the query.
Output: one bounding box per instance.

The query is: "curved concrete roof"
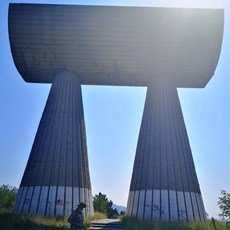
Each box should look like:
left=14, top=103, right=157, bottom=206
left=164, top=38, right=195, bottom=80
left=8, top=4, right=224, bottom=87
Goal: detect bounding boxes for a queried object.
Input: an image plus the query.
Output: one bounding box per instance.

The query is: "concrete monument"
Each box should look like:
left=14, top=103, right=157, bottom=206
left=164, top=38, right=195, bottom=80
left=8, top=3, right=223, bottom=220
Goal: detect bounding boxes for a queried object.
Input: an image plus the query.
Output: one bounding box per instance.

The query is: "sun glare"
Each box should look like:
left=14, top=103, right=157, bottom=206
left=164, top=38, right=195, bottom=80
left=128, top=0, right=226, bottom=9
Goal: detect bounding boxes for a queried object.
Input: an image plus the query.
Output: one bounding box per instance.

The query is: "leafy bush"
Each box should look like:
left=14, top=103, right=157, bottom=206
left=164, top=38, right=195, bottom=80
left=218, top=190, right=230, bottom=221
left=93, top=192, right=119, bottom=218
left=0, top=184, right=18, bottom=212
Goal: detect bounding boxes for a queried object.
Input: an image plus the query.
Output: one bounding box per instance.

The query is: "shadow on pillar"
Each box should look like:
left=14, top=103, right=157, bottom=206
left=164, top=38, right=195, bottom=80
left=127, top=80, right=206, bottom=222
left=13, top=70, right=93, bottom=217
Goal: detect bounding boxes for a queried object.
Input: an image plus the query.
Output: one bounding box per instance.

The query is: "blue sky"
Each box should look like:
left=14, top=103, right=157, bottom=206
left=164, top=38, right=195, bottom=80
left=0, top=0, right=229, bottom=219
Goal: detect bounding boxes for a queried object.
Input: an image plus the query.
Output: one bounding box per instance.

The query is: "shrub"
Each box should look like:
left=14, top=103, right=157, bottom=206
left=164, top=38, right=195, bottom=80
left=218, top=190, right=230, bottom=221
left=0, top=184, right=18, bottom=212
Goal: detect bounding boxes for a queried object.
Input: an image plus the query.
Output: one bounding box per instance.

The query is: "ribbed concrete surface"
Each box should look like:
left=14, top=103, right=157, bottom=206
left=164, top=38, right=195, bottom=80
left=14, top=71, right=93, bottom=217
left=8, top=4, right=224, bottom=87
left=9, top=3, right=224, bottom=222
left=127, top=80, right=206, bottom=221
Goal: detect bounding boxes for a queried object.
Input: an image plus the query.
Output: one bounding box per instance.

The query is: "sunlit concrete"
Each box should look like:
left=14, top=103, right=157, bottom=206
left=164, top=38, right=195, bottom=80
left=9, top=4, right=224, bottom=220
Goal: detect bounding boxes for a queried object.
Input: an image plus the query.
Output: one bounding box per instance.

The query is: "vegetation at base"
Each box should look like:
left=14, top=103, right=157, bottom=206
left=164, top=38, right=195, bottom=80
left=0, top=184, right=18, bottom=212
left=0, top=212, right=69, bottom=230
left=218, top=190, right=230, bottom=221
left=0, top=212, right=106, bottom=230
left=122, top=216, right=230, bottom=230
left=1, top=185, right=230, bottom=229
left=93, top=192, right=119, bottom=218
left=84, top=212, right=107, bottom=229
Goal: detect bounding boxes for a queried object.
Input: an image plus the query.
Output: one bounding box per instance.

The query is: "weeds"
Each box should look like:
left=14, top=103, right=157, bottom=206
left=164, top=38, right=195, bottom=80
left=0, top=212, right=68, bottom=230
left=1, top=211, right=230, bottom=230
left=122, top=216, right=230, bottom=230
left=84, top=212, right=107, bottom=229
left=0, top=211, right=106, bottom=230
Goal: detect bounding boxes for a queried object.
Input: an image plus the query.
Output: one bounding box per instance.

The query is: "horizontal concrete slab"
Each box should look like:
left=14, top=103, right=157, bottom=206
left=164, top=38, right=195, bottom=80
left=9, top=4, right=224, bottom=87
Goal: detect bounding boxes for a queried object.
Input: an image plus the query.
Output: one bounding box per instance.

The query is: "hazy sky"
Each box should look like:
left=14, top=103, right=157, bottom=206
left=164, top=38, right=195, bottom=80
left=0, top=0, right=229, bottom=219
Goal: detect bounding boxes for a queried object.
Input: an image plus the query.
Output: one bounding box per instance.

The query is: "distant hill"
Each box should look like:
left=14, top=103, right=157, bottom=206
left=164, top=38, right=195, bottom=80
left=112, top=204, right=126, bottom=213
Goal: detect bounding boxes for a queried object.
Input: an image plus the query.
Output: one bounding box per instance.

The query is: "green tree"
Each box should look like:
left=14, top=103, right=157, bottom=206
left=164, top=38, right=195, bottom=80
left=217, top=190, right=230, bottom=221
left=0, top=184, right=18, bottom=212
left=93, top=192, right=119, bottom=218
left=93, top=192, right=108, bottom=213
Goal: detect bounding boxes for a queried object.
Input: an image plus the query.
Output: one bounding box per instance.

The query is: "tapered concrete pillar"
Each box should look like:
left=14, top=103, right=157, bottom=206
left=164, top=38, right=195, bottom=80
left=127, top=80, right=206, bottom=222
left=9, top=3, right=224, bottom=221
left=14, top=71, right=93, bottom=217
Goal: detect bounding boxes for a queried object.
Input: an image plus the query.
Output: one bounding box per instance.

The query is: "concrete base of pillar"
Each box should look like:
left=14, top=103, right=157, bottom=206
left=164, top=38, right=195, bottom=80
left=14, top=186, right=93, bottom=217
left=127, top=189, right=206, bottom=221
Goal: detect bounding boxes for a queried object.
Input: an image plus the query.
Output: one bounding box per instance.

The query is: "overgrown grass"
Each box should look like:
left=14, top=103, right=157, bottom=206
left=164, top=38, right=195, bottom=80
left=0, top=212, right=69, bottom=230
left=0, top=211, right=106, bottom=230
left=1, top=211, right=229, bottom=230
left=84, top=212, right=107, bottom=229
left=122, top=216, right=230, bottom=230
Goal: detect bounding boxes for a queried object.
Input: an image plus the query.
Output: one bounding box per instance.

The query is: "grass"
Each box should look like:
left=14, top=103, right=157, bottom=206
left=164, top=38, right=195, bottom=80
left=0, top=212, right=69, bottom=230
left=0, top=211, right=106, bottom=230
left=122, top=216, right=230, bottom=230
left=1, top=211, right=230, bottom=230
left=84, top=212, right=107, bottom=229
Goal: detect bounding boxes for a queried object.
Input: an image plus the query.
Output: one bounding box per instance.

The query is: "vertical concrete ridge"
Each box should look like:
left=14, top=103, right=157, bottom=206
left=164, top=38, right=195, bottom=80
left=14, top=70, right=93, bottom=217
left=127, top=80, right=206, bottom=221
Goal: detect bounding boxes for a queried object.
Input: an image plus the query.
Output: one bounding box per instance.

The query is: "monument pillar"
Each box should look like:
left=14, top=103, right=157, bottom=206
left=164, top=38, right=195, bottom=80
left=9, top=3, right=224, bottom=221
left=127, top=79, right=206, bottom=221
left=14, top=70, right=93, bottom=217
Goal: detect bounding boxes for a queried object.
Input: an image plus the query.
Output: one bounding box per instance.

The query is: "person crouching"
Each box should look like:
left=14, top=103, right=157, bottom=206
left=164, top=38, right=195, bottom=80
left=68, top=202, right=87, bottom=230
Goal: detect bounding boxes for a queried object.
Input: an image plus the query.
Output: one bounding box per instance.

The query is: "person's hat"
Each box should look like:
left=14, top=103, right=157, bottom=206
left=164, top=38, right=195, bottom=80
left=77, top=202, right=87, bottom=207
